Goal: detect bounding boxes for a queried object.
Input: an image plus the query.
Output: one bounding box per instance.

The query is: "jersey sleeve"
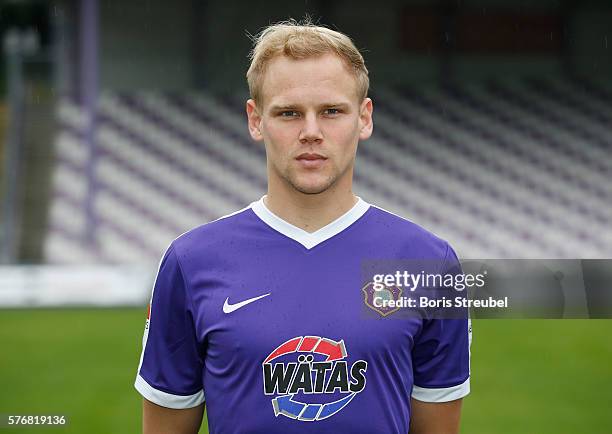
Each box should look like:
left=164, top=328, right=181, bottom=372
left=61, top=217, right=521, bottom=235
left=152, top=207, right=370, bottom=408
left=411, top=244, right=471, bottom=402
left=135, top=243, right=205, bottom=409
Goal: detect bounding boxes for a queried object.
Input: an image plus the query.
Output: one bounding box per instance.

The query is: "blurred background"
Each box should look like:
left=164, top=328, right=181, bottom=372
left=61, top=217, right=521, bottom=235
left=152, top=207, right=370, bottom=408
left=0, top=0, right=610, bottom=433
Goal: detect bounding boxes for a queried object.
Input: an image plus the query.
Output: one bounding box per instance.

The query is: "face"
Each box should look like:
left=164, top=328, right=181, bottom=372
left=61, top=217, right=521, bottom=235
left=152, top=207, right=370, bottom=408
left=246, top=53, right=373, bottom=195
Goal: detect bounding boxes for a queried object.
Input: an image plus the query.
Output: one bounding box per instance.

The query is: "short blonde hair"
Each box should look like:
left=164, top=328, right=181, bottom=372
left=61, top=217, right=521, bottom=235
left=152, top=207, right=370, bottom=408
left=246, top=18, right=369, bottom=106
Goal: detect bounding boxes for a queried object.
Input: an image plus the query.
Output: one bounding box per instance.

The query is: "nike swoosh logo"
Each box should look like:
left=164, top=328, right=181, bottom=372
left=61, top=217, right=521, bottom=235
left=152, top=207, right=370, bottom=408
left=223, top=293, right=271, bottom=314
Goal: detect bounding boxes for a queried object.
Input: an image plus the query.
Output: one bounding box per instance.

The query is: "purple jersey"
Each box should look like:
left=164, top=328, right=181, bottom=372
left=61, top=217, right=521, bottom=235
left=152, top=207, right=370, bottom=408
left=135, top=197, right=471, bottom=433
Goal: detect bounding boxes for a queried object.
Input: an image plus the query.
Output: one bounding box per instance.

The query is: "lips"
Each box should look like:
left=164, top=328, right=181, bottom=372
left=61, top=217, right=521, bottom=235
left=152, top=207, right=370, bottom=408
left=296, top=152, right=326, bottom=161
left=295, top=152, right=327, bottom=168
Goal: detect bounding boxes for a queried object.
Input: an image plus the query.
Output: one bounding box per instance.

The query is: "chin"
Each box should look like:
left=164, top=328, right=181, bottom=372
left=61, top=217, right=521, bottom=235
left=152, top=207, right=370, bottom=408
left=294, top=185, right=330, bottom=195
left=290, top=176, right=337, bottom=195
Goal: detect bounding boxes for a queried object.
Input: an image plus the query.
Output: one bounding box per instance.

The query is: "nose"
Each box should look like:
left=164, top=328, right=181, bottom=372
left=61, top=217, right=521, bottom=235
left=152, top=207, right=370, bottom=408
left=298, top=113, right=323, bottom=144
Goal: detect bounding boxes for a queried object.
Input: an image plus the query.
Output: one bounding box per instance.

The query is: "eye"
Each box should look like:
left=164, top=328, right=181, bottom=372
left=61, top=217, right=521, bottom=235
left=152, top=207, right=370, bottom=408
left=279, top=111, right=299, bottom=118
left=324, top=108, right=341, bottom=116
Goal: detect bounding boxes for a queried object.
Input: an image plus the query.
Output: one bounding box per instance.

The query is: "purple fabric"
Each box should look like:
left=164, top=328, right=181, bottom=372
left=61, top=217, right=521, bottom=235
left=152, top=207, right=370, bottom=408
left=137, top=204, right=470, bottom=433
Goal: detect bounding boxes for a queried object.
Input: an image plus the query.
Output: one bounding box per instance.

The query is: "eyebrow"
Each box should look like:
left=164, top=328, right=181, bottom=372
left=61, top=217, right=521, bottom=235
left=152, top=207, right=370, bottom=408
left=269, top=102, right=351, bottom=112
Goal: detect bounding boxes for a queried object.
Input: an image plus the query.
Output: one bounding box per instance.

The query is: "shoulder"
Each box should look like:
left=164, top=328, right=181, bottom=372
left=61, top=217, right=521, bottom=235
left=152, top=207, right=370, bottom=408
left=365, top=203, right=454, bottom=260
left=169, top=205, right=256, bottom=261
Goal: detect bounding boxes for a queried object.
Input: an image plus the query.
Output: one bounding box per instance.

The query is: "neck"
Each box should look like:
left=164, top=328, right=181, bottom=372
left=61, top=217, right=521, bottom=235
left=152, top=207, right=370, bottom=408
left=265, top=177, right=358, bottom=233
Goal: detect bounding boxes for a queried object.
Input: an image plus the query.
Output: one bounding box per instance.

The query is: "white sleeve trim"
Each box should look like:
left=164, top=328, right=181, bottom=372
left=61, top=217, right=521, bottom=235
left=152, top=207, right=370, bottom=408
left=411, top=377, right=470, bottom=402
left=135, top=374, right=205, bottom=409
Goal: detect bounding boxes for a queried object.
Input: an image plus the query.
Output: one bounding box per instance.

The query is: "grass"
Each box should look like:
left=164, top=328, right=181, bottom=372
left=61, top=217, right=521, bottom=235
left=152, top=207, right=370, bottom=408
left=0, top=308, right=206, bottom=434
left=462, top=319, right=612, bottom=433
left=0, top=309, right=610, bottom=433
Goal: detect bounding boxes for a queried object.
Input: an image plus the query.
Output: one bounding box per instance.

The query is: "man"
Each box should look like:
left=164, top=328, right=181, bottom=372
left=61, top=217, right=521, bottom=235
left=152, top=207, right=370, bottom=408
left=135, top=18, right=470, bottom=434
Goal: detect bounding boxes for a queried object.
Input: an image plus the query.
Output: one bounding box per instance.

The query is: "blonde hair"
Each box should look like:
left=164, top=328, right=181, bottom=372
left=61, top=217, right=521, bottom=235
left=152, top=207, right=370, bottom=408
left=246, top=17, right=369, bottom=106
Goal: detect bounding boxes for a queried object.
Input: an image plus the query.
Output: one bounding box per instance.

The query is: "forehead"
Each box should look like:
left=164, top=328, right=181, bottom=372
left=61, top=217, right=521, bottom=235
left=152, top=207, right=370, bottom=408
left=259, top=53, right=360, bottom=108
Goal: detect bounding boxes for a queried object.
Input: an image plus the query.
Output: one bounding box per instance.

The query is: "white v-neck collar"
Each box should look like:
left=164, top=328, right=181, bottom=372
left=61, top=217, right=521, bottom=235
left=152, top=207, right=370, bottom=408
left=250, top=196, right=370, bottom=249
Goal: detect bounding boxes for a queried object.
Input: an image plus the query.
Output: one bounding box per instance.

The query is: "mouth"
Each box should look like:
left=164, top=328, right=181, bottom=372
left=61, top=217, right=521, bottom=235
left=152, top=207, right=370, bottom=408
left=295, top=153, right=328, bottom=169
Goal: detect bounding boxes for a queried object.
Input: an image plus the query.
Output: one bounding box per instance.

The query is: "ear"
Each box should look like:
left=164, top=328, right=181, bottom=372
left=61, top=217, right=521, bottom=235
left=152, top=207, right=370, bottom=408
left=246, top=99, right=264, bottom=141
left=358, top=97, right=373, bottom=141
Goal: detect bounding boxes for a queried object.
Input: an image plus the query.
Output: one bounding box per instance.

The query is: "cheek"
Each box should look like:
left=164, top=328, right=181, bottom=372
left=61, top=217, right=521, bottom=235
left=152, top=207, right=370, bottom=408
left=263, top=121, right=298, bottom=151
left=326, top=119, right=360, bottom=149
